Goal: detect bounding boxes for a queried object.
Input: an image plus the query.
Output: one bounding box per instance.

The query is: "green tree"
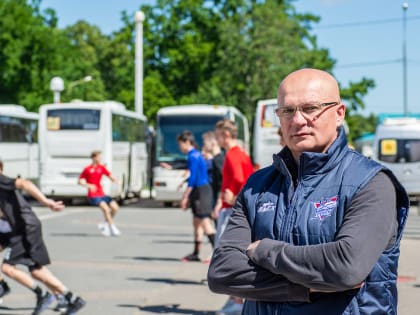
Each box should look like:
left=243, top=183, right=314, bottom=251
left=0, top=0, right=378, bottom=141
left=61, top=21, right=108, bottom=102
left=137, top=0, right=375, bottom=137
left=340, top=78, right=377, bottom=142
left=212, top=0, right=335, bottom=121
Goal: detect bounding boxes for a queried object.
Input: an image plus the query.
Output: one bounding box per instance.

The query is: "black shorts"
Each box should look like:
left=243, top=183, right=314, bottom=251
left=3, top=235, right=50, bottom=271
left=189, top=184, right=213, bottom=218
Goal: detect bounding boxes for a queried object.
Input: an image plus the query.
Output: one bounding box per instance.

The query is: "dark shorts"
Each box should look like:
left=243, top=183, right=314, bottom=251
left=88, top=196, right=113, bottom=206
left=3, top=235, right=50, bottom=271
left=190, top=184, right=213, bottom=218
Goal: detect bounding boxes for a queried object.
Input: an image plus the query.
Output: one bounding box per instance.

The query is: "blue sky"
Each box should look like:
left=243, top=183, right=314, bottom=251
left=41, top=0, right=420, bottom=116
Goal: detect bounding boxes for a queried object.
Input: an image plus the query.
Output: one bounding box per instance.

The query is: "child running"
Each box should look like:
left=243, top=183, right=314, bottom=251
left=0, top=161, right=86, bottom=314
left=78, top=150, right=121, bottom=237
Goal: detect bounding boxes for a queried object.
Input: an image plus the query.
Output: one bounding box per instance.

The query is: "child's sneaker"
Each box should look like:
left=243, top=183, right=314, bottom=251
left=54, top=294, right=69, bottom=312
left=100, top=224, right=111, bottom=237
left=180, top=253, right=201, bottom=262
left=97, top=222, right=107, bottom=231
left=32, top=291, right=55, bottom=315
left=63, top=296, right=86, bottom=315
left=0, top=280, right=10, bottom=304
left=110, top=224, right=121, bottom=236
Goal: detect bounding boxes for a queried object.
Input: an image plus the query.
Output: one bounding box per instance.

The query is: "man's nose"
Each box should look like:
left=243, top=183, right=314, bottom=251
left=291, top=108, right=308, bottom=124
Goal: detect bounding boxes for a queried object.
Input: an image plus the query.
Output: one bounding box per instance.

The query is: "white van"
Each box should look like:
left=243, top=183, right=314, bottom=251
left=373, top=117, right=420, bottom=202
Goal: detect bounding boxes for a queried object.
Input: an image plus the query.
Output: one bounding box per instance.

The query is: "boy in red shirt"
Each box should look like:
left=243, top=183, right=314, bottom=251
left=78, top=151, right=120, bottom=237
left=213, top=119, right=254, bottom=315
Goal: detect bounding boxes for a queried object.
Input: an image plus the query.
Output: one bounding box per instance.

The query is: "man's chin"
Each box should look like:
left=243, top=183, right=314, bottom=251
left=291, top=140, right=314, bottom=151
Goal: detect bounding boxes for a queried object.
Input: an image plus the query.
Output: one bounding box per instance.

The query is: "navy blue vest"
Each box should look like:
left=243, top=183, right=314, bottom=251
left=242, top=129, right=409, bottom=315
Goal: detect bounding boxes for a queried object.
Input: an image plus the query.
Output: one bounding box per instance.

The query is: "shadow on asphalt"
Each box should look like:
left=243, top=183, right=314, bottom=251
left=138, top=232, right=192, bottom=237
left=50, top=232, right=103, bottom=238
left=127, top=277, right=206, bottom=286
left=0, top=305, right=34, bottom=313
left=119, top=303, right=215, bottom=314
left=126, top=198, right=176, bottom=209
left=114, top=255, right=181, bottom=262
left=152, top=239, right=192, bottom=244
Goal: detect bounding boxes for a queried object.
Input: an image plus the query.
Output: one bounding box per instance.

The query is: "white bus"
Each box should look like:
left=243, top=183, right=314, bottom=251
left=38, top=101, right=148, bottom=201
left=253, top=98, right=282, bottom=170
left=153, top=104, right=249, bottom=205
left=0, top=105, right=39, bottom=182
left=373, top=117, right=420, bottom=203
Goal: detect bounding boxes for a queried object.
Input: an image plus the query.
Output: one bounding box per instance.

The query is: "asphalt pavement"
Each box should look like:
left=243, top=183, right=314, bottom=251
left=0, top=199, right=418, bottom=314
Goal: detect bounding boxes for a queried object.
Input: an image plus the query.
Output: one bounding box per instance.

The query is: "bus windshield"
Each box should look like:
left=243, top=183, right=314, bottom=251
left=156, top=115, right=223, bottom=162
left=379, top=138, right=420, bottom=163
left=47, top=109, right=100, bottom=130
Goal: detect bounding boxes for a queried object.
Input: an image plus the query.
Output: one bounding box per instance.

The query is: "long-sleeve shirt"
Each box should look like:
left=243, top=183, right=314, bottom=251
left=208, top=171, right=397, bottom=301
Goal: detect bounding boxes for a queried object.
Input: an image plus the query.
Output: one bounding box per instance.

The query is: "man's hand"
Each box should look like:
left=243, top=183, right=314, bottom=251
left=88, top=184, right=97, bottom=192
left=177, top=181, right=185, bottom=191
left=181, top=196, right=189, bottom=210
left=160, top=162, right=172, bottom=169
left=223, top=189, right=236, bottom=205
left=246, top=240, right=261, bottom=254
left=45, top=199, right=65, bottom=212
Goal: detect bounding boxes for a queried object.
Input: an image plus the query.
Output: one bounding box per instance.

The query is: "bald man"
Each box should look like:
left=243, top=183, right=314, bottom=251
left=208, top=68, right=408, bottom=315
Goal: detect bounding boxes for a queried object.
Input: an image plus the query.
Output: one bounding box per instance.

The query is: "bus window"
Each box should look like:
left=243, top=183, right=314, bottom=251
left=112, top=114, right=146, bottom=142
left=47, top=109, right=100, bottom=130
left=379, top=139, right=420, bottom=163
left=0, top=105, right=39, bottom=183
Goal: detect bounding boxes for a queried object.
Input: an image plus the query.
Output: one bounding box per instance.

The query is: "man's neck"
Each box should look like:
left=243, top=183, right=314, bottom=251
left=225, top=139, right=237, bottom=151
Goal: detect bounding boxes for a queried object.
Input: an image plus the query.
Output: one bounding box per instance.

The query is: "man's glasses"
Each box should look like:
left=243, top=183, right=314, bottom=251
left=274, top=102, right=340, bottom=120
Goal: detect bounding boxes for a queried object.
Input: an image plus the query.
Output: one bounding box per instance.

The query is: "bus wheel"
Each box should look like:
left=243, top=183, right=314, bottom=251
left=117, top=197, right=125, bottom=206
left=62, top=198, right=73, bottom=206
left=163, top=201, right=173, bottom=207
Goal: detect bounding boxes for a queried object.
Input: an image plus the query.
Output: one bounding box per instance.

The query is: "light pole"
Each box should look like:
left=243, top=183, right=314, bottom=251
left=50, top=77, right=64, bottom=103
left=402, top=2, right=408, bottom=116
left=68, top=75, right=93, bottom=94
left=135, top=10, right=145, bottom=116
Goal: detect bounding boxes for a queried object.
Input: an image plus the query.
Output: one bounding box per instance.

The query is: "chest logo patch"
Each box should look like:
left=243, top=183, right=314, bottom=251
left=312, top=195, right=338, bottom=221
left=257, top=202, right=276, bottom=214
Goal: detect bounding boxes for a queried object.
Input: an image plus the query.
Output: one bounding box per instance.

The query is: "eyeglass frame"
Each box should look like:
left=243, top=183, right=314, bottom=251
left=274, top=101, right=340, bottom=120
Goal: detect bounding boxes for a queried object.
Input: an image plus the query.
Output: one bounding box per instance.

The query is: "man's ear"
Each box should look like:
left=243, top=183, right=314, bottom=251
left=336, top=103, right=346, bottom=125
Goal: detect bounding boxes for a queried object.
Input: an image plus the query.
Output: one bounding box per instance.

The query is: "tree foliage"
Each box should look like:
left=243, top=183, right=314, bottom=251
left=0, top=0, right=378, bottom=138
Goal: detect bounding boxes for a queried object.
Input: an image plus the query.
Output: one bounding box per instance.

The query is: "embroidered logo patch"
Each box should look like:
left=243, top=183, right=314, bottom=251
left=257, top=202, right=276, bottom=213
left=312, top=195, right=338, bottom=221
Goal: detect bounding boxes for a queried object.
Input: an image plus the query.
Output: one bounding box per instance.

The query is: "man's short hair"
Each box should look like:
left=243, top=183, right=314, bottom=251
left=176, top=130, right=196, bottom=144
left=91, top=150, right=101, bottom=159
left=215, top=119, right=238, bottom=139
